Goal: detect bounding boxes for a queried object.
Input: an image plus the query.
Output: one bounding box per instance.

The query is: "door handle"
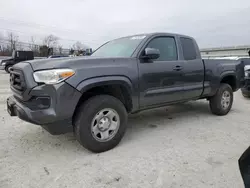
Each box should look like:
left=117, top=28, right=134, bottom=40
left=173, top=65, right=182, bottom=71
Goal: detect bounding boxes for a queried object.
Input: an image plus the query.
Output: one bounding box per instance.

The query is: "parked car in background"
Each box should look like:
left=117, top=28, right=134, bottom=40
left=7, top=32, right=245, bottom=152
left=0, top=51, right=34, bottom=73
left=241, top=58, right=250, bottom=98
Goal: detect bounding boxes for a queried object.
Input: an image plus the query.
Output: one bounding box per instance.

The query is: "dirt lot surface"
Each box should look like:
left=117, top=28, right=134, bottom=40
left=0, top=70, right=249, bottom=188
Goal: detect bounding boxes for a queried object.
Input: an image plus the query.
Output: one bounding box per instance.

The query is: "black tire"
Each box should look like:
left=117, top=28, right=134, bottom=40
left=209, top=83, right=233, bottom=116
left=242, top=93, right=250, bottom=98
left=74, top=95, right=128, bottom=153
left=5, top=65, right=12, bottom=73
left=241, top=90, right=250, bottom=98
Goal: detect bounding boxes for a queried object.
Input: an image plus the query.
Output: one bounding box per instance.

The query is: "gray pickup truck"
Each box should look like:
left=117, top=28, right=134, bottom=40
left=7, top=32, right=244, bottom=152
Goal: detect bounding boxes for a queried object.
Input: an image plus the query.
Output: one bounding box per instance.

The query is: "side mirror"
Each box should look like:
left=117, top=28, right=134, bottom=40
left=142, top=48, right=160, bottom=60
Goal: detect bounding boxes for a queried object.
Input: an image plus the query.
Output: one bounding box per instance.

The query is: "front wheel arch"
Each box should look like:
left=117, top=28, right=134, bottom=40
left=73, top=76, right=137, bottom=112
left=5, top=65, right=12, bottom=73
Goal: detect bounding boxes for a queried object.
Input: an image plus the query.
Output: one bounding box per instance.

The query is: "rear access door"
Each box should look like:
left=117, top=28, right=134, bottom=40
left=179, top=37, right=204, bottom=100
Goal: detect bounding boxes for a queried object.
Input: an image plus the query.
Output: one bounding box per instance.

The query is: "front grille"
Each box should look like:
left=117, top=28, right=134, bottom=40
left=10, top=70, right=26, bottom=92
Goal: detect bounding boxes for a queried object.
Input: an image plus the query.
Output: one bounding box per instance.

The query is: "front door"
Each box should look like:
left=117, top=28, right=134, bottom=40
left=138, top=36, right=184, bottom=108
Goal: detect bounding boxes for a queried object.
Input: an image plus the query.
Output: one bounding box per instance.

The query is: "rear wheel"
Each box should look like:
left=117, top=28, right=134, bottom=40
left=74, top=95, right=128, bottom=153
left=5, top=65, right=12, bottom=73
left=209, top=83, right=233, bottom=116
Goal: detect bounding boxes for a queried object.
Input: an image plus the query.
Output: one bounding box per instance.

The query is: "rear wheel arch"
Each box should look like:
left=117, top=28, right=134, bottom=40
left=220, top=73, right=237, bottom=91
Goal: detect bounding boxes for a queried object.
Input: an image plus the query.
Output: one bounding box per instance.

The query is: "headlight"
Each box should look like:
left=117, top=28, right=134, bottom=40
left=33, top=69, right=75, bottom=84
left=244, top=65, right=250, bottom=77
left=244, top=65, right=250, bottom=71
left=1, top=62, right=6, bottom=66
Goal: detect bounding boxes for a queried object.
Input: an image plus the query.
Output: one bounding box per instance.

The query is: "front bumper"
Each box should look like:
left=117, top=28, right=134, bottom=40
left=0, top=65, right=4, bottom=70
left=7, top=81, right=82, bottom=135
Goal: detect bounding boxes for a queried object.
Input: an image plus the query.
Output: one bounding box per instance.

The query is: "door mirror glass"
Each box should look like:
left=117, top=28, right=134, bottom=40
left=144, top=37, right=177, bottom=61
left=142, top=48, right=160, bottom=60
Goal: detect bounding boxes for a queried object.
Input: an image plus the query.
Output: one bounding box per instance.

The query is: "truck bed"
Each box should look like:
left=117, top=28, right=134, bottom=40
left=202, top=59, right=244, bottom=97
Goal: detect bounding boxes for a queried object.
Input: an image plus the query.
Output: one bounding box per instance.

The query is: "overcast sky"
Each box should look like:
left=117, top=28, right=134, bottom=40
left=0, top=0, right=250, bottom=49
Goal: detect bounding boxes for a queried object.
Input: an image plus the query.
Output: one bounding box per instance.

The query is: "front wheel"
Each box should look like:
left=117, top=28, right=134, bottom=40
left=5, top=65, right=12, bottom=73
left=74, top=95, right=128, bottom=153
left=209, top=83, right=233, bottom=116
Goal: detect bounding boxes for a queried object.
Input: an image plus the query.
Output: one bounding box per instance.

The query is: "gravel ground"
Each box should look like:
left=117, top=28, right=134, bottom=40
left=0, top=70, right=250, bottom=188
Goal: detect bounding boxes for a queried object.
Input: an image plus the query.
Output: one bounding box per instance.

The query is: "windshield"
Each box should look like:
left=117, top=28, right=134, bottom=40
left=91, top=35, right=146, bottom=58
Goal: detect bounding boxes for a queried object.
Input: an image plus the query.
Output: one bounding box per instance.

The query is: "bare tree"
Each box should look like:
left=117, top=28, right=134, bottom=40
left=16, top=42, right=24, bottom=51
left=71, top=41, right=88, bottom=55
left=7, top=32, right=19, bottom=51
left=29, top=36, right=35, bottom=50
left=43, top=34, right=59, bottom=48
left=0, top=32, right=9, bottom=55
left=29, top=36, right=39, bottom=54
left=72, top=41, right=84, bottom=51
left=0, top=32, right=4, bottom=53
left=0, top=32, right=3, bottom=40
left=57, top=44, right=63, bottom=54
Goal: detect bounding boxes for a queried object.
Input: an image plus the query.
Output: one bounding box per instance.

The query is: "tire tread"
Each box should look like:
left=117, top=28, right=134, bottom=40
left=209, top=83, right=233, bottom=116
left=74, top=95, right=127, bottom=153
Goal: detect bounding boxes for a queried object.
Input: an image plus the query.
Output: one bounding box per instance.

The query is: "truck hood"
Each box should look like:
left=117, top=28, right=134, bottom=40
left=1, top=58, right=13, bottom=63
left=26, top=56, right=132, bottom=71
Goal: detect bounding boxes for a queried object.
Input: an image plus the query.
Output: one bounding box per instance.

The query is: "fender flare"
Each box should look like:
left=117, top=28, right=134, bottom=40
left=76, top=76, right=139, bottom=112
left=76, top=76, right=133, bottom=94
left=219, top=71, right=239, bottom=91
left=220, top=71, right=236, bottom=81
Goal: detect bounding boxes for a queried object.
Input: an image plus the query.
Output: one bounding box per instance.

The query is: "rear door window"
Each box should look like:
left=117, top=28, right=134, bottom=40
left=180, top=37, right=197, bottom=60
